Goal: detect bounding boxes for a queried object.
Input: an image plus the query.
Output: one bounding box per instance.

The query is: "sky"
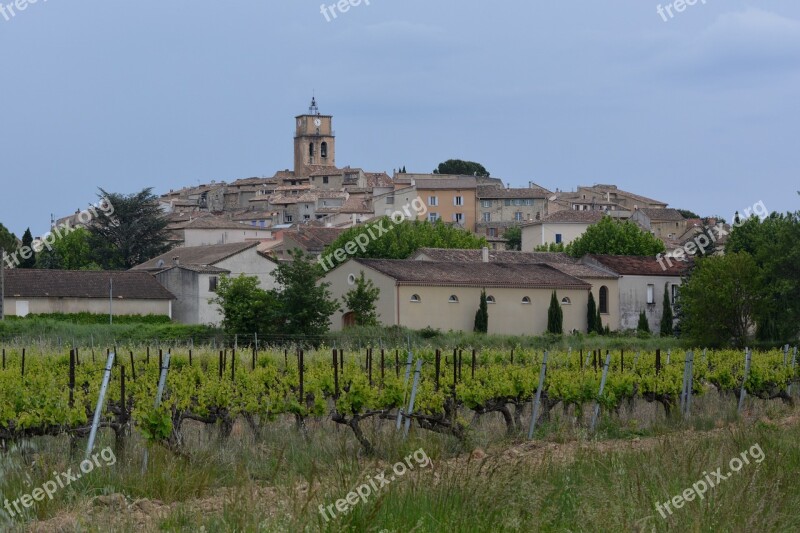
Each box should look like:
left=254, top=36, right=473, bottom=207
left=1, top=0, right=799, bottom=237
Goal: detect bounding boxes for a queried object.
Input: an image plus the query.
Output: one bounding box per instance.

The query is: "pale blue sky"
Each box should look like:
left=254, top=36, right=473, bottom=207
left=1, top=0, right=798, bottom=236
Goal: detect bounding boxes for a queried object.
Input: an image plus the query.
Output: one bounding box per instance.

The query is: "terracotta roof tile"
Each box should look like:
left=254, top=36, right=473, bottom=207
left=4, top=270, right=174, bottom=300
left=586, top=254, right=691, bottom=276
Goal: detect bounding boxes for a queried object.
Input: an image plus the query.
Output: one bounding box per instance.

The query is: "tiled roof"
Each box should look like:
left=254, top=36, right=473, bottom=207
left=525, top=210, right=606, bottom=225
left=132, top=241, right=260, bottom=271
left=160, top=264, right=231, bottom=274
left=635, top=208, right=686, bottom=222
left=3, top=270, right=174, bottom=300
left=477, top=186, right=548, bottom=199
left=413, top=177, right=478, bottom=190
left=174, top=216, right=265, bottom=231
left=586, top=254, right=691, bottom=276
left=581, top=185, right=667, bottom=207
left=282, top=226, right=345, bottom=253
left=356, top=259, right=591, bottom=289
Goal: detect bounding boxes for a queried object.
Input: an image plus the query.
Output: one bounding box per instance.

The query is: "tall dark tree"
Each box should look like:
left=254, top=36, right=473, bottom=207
left=547, top=291, right=563, bottom=334
left=474, top=290, right=489, bottom=333
left=19, top=228, right=36, bottom=268
left=660, top=283, right=674, bottom=337
left=637, top=310, right=650, bottom=333
left=596, top=308, right=604, bottom=335
left=88, top=188, right=172, bottom=270
left=0, top=223, right=18, bottom=266
left=433, top=159, right=490, bottom=177
left=587, top=292, right=597, bottom=333
left=272, top=250, right=339, bottom=338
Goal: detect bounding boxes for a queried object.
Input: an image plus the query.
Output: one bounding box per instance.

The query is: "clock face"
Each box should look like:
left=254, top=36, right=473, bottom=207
left=314, top=118, right=321, bottom=127
left=297, top=118, right=302, bottom=128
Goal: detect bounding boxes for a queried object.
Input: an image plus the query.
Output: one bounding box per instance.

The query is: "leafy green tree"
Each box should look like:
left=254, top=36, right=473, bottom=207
left=587, top=292, right=597, bottom=333
left=36, top=228, right=100, bottom=270
left=637, top=310, right=650, bottom=333
left=679, top=253, right=763, bottom=347
left=272, top=250, right=339, bottom=337
left=0, top=223, right=18, bottom=265
left=474, top=290, right=489, bottom=333
left=433, top=159, right=490, bottom=177
left=342, top=271, right=381, bottom=327
left=660, top=283, right=674, bottom=337
left=547, top=291, right=563, bottom=334
left=504, top=226, right=522, bottom=251
left=213, top=275, right=280, bottom=336
left=534, top=242, right=566, bottom=252
left=88, top=188, right=172, bottom=269
left=726, top=211, right=800, bottom=341
left=321, top=219, right=486, bottom=271
left=566, top=217, right=665, bottom=258
left=19, top=228, right=36, bottom=268
left=676, top=209, right=700, bottom=219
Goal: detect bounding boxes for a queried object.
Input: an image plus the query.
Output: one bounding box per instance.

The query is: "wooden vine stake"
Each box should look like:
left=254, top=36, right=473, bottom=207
left=527, top=350, right=549, bottom=439
left=738, top=348, right=751, bottom=414
left=590, top=351, right=611, bottom=432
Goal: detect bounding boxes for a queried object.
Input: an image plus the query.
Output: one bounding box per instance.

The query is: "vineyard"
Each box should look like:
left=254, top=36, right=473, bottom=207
left=1, top=343, right=797, bottom=455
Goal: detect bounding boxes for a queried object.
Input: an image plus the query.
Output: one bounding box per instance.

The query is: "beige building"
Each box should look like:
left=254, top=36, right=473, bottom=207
left=548, top=184, right=667, bottom=214
left=2, top=270, right=174, bottom=318
left=324, top=256, right=593, bottom=334
left=174, top=216, right=274, bottom=247
left=521, top=210, right=606, bottom=250
left=393, top=175, right=478, bottom=229
left=630, top=208, right=688, bottom=240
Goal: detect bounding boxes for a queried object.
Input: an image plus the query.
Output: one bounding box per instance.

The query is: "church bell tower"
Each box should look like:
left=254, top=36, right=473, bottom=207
left=294, top=97, right=336, bottom=176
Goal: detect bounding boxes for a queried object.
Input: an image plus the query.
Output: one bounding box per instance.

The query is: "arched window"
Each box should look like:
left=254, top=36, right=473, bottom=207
left=521, top=296, right=531, bottom=305
left=410, top=294, right=421, bottom=303
left=309, top=142, right=315, bottom=159
left=486, top=295, right=496, bottom=304
left=561, top=297, right=571, bottom=305
left=321, top=142, right=328, bottom=158
left=599, top=286, right=609, bottom=314
left=449, top=295, right=459, bottom=303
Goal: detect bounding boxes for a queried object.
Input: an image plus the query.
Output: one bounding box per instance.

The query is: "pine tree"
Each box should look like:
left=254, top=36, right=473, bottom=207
left=660, top=283, right=674, bottom=337
left=587, top=292, right=597, bottom=333
left=20, top=228, right=36, bottom=268
left=637, top=310, right=650, bottom=333
left=547, top=291, right=563, bottom=334
left=474, top=290, right=488, bottom=333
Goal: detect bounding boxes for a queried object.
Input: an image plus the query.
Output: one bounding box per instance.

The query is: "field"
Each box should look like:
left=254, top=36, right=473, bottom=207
left=0, top=340, right=798, bottom=532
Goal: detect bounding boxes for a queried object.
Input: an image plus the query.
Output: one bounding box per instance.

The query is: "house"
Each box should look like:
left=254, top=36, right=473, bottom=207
left=630, top=208, right=688, bottom=240
left=521, top=210, right=606, bottom=250
left=581, top=255, right=691, bottom=332
left=1, top=269, right=174, bottom=318
left=476, top=184, right=550, bottom=227
left=393, top=175, right=479, bottom=229
left=266, top=225, right=345, bottom=262
left=412, top=248, right=620, bottom=331
left=173, top=216, right=273, bottom=247
left=323, top=256, right=592, bottom=334
left=548, top=184, right=667, bottom=214
left=132, top=241, right=277, bottom=325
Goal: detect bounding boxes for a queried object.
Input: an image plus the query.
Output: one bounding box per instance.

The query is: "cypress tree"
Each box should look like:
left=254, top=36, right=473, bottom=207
left=660, top=283, right=674, bottom=337
left=474, top=290, right=489, bottom=333
left=547, top=291, right=563, bottom=334
left=587, top=292, right=597, bottom=333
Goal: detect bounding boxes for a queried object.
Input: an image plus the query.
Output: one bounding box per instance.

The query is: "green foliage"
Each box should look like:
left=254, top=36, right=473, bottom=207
left=547, top=291, right=563, bottom=334
left=726, top=211, right=800, bottom=341
left=213, top=275, right=280, bottom=336
left=88, top=188, right=172, bottom=269
left=433, top=159, right=490, bottom=177
left=596, top=309, right=604, bottom=335
left=0, top=223, right=18, bottom=260
left=342, top=271, right=381, bottom=327
left=321, top=218, right=486, bottom=271
left=676, top=209, right=700, bottom=219
left=19, top=228, right=35, bottom=268
left=660, top=283, right=674, bottom=337
left=637, top=311, right=650, bottom=333
left=35, top=227, right=101, bottom=270
left=679, top=253, right=763, bottom=347
left=504, top=226, right=522, bottom=251
left=20, top=312, right=172, bottom=325
left=474, top=290, right=489, bottom=333
left=272, top=250, right=339, bottom=338
left=534, top=242, right=566, bottom=252
left=587, top=292, right=597, bottom=334
left=566, top=217, right=666, bottom=258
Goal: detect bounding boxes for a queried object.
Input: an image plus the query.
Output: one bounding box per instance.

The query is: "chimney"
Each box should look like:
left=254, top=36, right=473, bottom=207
left=172, top=256, right=180, bottom=266
left=482, top=246, right=489, bottom=263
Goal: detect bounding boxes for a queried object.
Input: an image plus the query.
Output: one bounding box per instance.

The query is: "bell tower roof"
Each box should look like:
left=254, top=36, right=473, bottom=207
left=309, top=96, right=319, bottom=115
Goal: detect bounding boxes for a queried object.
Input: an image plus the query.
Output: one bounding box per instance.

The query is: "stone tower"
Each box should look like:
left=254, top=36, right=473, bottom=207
left=294, top=97, right=335, bottom=176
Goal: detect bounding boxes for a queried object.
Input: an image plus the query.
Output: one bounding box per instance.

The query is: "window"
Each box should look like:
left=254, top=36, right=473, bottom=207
left=646, top=284, right=655, bottom=305
left=453, top=213, right=464, bottom=224
left=322, top=176, right=329, bottom=184
left=555, top=233, right=562, bottom=244
left=481, top=200, right=492, bottom=208
left=514, top=212, right=523, bottom=222
left=671, top=284, right=679, bottom=304
left=321, top=142, right=328, bottom=158
left=504, top=199, right=512, bottom=207
left=486, top=295, right=496, bottom=304
left=561, top=297, right=571, bottom=305
left=524, top=199, right=533, bottom=206
left=386, top=196, right=395, bottom=204
left=308, top=143, right=314, bottom=158
left=304, top=215, right=310, bottom=220
left=285, top=215, right=293, bottom=223
left=449, top=295, right=459, bottom=303
left=483, top=212, right=492, bottom=222
left=428, top=213, right=440, bottom=222
left=454, top=196, right=463, bottom=206
left=251, top=221, right=257, bottom=226
left=521, top=296, right=531, bottom=305
left=599, top=286, right=609, bottom=313
left=429, top=196, right=438, bottom=206
left=209, top=276, right=219, bottom=293
left=410, top=294, right=421, bottom=303
left=488, top=228, right=497, bottom=237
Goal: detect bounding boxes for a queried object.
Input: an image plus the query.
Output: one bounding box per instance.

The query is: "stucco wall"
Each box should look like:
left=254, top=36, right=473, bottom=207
left=324, top=262, right=398, bottom=331
left=4, top=297, right=171, bottom=317
left=521, top=222, right=591, bottom=250
left=215, top=248, right=278, bottom=292
left=183, top=228, right=272, bottom=247
left=618, top=275, right=681, bottom=331
left=156, top=268, right=199, bottom=324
